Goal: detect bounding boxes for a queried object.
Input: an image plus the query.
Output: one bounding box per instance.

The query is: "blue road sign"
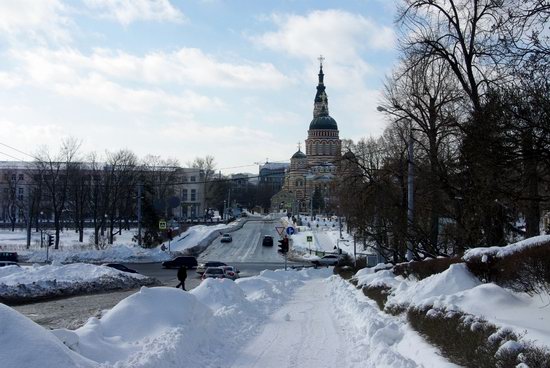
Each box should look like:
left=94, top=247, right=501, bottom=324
left=286, top=226, right=295, bottom=235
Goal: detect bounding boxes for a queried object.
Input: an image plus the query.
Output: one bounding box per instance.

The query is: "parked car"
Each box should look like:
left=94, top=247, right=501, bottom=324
left=221, top=266, right=240, bottom=280
left=161, top=256, right=198, bottom=269
left=0, top=261, right=19, bottom=267
left=220, top=233, right=232, bottom=243
left=197, top=261, right=227, bottom=274
left=201, top=267, right=225, bottom=280
left=262, top=235, right=274, bottom=246
left=311, top=254, right=342, bottom=267
left=102, top=263, right=138, bottom=274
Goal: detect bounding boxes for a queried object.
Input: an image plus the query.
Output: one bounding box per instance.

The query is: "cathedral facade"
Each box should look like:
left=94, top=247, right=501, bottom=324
left=271, top=61, right=342, bottom=213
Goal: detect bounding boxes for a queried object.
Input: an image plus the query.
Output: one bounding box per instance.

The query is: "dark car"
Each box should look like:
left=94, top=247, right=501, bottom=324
left=220, top=233, right=232, bottom=243
left=262, top=235, right=274, bottom=246
left=0, top=252, right=18, bottom=262
left=162, top=256, right=198, bottom=269
left=0, top=261, right=19, bottom=267
left=102, top=263, right=138, bottom=274
left=196, top=261, right=227, bottom=274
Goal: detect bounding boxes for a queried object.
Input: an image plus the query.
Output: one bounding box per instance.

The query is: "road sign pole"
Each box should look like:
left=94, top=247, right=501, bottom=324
left=284, top=252, right=287, bottom=271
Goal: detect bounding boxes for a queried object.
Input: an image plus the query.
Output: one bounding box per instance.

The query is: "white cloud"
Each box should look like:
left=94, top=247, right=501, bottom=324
left=9, top=47, right=291, bottom=89
left=252, top=9, right=395, bottom=62
left=83, top=0, right=185, bottom=25
left=0, top=0, right=72, bottom=44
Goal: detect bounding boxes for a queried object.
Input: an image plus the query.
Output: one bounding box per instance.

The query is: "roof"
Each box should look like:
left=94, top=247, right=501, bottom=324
left=309, top=115, right=338, bottom=130
left=291, top=150, right=307, bottom=159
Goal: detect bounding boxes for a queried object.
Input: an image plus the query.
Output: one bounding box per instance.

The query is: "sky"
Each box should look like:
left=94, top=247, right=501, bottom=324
left=0, top=0, right=398, bottom=174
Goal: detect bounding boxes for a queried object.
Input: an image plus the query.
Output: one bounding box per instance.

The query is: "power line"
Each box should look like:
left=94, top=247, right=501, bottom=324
left=0, top=142, right=37, bottom=160
left=0, top=151, right=25, bottom=161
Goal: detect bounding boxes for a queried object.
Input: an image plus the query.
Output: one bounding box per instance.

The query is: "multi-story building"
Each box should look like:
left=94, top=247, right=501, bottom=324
left=175, top=168, right=206, bottom=220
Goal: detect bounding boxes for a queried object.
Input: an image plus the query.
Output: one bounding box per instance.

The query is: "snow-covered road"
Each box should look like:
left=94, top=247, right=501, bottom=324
left=199, top=220, right=284, bottom=263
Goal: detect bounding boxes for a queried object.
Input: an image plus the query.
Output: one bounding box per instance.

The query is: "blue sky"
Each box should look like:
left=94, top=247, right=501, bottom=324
left=0, top=0, right=398, bottom=173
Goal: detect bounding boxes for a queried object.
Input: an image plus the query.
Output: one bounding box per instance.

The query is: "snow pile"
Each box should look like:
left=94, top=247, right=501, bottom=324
left=0, top=263, right=156, bottom=303
left=327, top=276, right=456, bottom=367
left=356, top=262, right=550, bottom=347
left=0, top=303, right=97, bottom=368
left=463, top=234, right=550, bottom=261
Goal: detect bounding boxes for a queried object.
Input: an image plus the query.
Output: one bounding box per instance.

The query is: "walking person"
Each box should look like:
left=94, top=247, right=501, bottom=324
left=175, top=265, right=187, bottom=290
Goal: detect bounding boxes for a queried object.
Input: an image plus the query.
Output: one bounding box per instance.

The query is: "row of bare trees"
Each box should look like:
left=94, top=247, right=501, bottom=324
left=3, top=139, right=218, bottom=249
left=335, top=0, right=550, bottom=263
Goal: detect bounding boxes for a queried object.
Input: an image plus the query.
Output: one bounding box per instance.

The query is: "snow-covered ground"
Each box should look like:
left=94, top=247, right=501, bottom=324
left=281, top=216, right=373, bottom=261
left=1, top=268, right=456, bottom=368
left=0, top=219, right=245, bottom=263
left=355, top=261, right=550, bottom=350
left=0, top=262, right=157, bottom=304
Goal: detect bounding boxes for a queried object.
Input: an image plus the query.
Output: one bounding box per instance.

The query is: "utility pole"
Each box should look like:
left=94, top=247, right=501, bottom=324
left=406, top=120, right=414, bottom=261
left=26, top=198, right=31, bottom=249
left=137, top=183, right=142, bottom=246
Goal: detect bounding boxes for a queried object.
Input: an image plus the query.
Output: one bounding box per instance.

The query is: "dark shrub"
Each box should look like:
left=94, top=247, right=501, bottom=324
left=465, top=241, right=550, bottom=295
left=407, top=306, right=550, bottom=368
left=393, top=257, right=462, bottom=280
left=361, top=285, right=391, bottom=310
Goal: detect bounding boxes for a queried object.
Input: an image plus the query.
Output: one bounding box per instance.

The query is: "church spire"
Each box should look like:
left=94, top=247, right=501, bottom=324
left=313, top=55, right=329, bottom=118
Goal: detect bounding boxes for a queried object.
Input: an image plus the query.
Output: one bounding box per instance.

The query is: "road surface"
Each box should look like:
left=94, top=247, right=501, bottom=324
left=13, top=219, right=308, bottom=330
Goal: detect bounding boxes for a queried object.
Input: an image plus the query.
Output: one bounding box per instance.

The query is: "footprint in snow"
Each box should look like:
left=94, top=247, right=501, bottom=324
left=284, top=313, right=291, bottom=321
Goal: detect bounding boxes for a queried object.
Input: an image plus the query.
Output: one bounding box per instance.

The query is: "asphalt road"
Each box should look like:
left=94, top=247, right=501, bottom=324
left=13, top=219, right=308, bottom=330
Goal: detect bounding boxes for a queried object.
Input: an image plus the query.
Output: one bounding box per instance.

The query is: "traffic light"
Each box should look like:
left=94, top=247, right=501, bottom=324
left=47, top=234, right=54, bottom=247
left=278, top=237, right=289, bottom=253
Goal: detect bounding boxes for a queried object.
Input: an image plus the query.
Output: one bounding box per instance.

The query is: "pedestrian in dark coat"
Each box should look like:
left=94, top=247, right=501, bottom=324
left=176, top=266, right=187, bottom=290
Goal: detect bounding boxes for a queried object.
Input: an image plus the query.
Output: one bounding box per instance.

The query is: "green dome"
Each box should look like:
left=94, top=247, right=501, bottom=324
left=309, top=115, right=338, bottom=130
left=291, top=150, right=307, bottom=159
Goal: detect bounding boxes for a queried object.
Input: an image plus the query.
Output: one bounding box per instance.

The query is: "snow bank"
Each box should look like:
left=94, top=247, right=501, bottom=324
left=463, top=234, right=550, bottom=261
left=0, top=303, right=97, bottom=368
left=356, top=261, right=550, bottom=348
left=0, top=263, right=156, bottom=304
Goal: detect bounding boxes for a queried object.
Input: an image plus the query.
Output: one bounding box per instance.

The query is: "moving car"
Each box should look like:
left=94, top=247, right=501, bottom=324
left=196, top=261, right=227, bottom=274
left=311, top=254, right=342, bottom=267
left=161, top=256, right=198, bottom=269
left=102, top=263, right=138, bottom=274
left=201, top=267, right=225, bottom=280
left=262, top=235, right=274, bottom=246
left=221, top=266, right=240, bottom=280
left=220, top=233, right=232, bottom=243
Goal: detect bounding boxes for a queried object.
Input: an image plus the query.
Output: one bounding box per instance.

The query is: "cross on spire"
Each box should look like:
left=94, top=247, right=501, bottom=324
left=318, top=55, right=325, bottom=67
left=297, top=142, right=302, bottom=151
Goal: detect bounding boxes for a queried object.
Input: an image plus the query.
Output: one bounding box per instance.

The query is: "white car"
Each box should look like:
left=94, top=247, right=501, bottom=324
left=311, top=254, right=342, bottom=267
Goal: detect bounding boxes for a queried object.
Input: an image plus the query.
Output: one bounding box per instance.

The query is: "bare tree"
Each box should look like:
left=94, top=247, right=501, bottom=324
left=35, top=138, right=81, bottom=249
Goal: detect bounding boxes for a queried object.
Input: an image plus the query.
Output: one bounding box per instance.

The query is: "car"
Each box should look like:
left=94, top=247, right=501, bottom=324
left=311, top=254, right=342, bottom=268
left=196, top=261, right=227, bottom=274
left=0, top=252, right=18, bottom=262
left=262, top=235, right=274, bottom=246
left=220, top=233, right=232, bottom=243
left=201, top=267, right=226, bottom=280
left=221, top=266, right=240, bottom=280
left=161, top=256, right=198, bottom=269
left=102, top=263, right=138, bottom=274
left=0, top=261, right=19, bottom=267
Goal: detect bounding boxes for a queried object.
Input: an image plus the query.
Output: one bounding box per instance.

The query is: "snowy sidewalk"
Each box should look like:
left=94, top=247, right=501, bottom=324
left=230, top=278, right=348, bottom=368
left=231, top=275, right=457, bottom=368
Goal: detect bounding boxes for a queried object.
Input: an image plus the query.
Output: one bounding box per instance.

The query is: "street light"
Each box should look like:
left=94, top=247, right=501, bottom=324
left=377, top=105, right=414, bottom=261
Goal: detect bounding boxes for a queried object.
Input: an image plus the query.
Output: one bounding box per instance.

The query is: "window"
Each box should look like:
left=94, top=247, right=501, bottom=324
left=182, top=189, right=188, bottom=201
left=18, top=174, right=24, bottom=180
left=190, top=176, right=196, bottom=182
left=18, top=188, right=23, bottom=195
left=191, top=189, right=196, bottom=201
left=11, top=174, right=16, bottom=181
left=183, top=176, right=188, bottom=182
